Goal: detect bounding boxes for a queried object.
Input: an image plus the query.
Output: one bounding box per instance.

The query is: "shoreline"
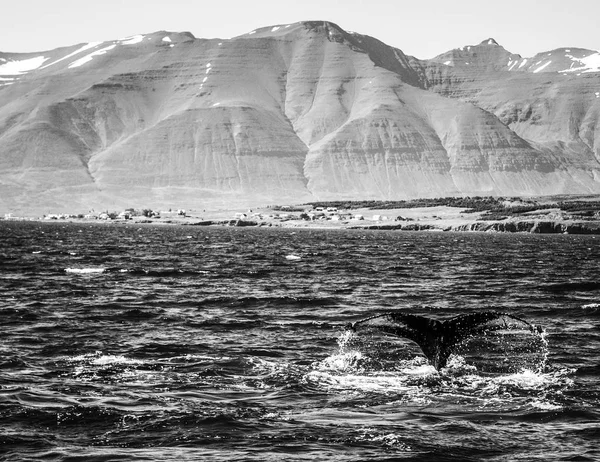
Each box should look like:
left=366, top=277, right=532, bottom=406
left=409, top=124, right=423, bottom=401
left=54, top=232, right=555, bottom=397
left=4, top=205, right=600, bottom=235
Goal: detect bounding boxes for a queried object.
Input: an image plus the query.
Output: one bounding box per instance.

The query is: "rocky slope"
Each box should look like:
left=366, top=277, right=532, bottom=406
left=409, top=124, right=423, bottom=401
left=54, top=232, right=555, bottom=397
left=1, top=22, right=600, bottom=214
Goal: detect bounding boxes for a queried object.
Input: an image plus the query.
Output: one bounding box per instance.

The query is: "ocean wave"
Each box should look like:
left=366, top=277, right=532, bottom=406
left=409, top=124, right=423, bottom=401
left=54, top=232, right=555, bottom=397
left=64, top=266, right=212, bottom=277
left=65, top=267, right=106, bottom=274
left=195, top=295, right=339, bottom=309
left=69, top=352, right=144, bottom=366
left=543, top=281, right=600, bottom=292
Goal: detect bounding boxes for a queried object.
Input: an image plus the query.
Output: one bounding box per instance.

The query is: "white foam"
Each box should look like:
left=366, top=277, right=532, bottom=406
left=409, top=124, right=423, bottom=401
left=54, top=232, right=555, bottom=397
left=162, top=36, right=172, bottom=42
left=68, top=44, right=116, bottom=68
left=40, top=42, right=101, bottom=69
left=120, top=34, right=144, bottom=45
left=65, top=267, right=106, bottom=274
left=529, top=399, right=562, bottom=411
left=71, top=352, right=143, bottom=365
left=493, top=369, right=550, bottom=389
left=533, top=61, right=552, bottom=73
left=0, top=55, right=48, bottom=75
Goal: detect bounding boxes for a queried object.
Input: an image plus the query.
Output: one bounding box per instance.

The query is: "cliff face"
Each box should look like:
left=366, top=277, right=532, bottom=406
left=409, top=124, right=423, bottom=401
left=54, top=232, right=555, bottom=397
left=1, top=22, right=600, bottom=213
left=418, top=40, right=600, bottom=189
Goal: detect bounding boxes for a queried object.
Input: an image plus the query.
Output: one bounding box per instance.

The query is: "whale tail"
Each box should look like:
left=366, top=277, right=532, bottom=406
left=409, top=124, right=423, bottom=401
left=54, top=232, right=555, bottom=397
left=347, top=311, right=544, bottom=370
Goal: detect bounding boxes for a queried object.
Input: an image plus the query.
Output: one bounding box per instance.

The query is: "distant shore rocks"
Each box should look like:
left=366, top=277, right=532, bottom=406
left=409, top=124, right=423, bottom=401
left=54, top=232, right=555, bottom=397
left=181, top=218, right=600, bottom=233
left=351, top=223, right=438, bottom=231
left=453, top=220, right=600, bottom=234
left=185, top=219, right=260, bottom=227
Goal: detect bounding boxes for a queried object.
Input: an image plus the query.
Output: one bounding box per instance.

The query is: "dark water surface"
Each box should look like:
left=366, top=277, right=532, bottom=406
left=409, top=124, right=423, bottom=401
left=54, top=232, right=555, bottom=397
left=1, top=221, right=599, bottom=461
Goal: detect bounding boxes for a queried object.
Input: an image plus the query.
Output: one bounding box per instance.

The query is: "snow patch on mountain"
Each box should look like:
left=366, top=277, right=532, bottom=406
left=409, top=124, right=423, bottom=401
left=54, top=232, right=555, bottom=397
left=68, top=44, right=117, bottom=68
left=562, top=52, right=600, bottom=73
left=162, top=36, right=172, bottom=42
left=0, top=55, right=48, bottom=75
left=0, top=76, right=15, bottom=86
left=533, top=61, right=552, bottom=73
left=119, top=35, right=144, bottom=45
left=40, top=42, right=102, bottom=69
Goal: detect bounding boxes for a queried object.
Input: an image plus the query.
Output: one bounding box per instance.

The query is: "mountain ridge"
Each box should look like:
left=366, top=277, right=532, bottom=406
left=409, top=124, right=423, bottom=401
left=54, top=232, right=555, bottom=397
left=1, top=21, right=600, bottom=214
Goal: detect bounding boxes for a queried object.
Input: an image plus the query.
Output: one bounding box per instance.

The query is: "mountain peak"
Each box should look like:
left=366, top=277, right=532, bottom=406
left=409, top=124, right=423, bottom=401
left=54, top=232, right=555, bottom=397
left=480, top=38, right=500, bottom=46
left=430, top=38, right=519, bottom=70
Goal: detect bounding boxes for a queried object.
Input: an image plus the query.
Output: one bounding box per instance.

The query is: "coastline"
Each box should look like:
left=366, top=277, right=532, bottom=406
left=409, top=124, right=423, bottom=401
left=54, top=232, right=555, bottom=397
left=4, top=204, right=600, bottom=235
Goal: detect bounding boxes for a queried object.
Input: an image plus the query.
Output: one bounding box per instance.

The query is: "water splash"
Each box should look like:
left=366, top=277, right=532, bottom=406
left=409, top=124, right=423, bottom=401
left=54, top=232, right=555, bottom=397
left=299, top=328, right=568, bottom=408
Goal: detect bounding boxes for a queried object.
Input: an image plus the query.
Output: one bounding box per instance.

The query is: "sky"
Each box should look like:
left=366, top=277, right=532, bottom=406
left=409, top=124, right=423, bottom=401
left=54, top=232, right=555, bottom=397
left=2, top=0, right=599, bottom=59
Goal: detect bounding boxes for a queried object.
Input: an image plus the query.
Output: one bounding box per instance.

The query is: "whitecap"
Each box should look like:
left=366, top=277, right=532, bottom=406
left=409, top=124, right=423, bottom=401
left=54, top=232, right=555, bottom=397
left=529, top=399, right=562, bottom=411
left=69, top=351, right=143, bottom=365
left=65, top=267, right=106, bottom=274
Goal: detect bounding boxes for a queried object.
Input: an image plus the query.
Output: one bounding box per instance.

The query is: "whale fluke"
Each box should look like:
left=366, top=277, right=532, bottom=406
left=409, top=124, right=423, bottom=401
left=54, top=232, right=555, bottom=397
left=347, top=311, right=543, bottom=370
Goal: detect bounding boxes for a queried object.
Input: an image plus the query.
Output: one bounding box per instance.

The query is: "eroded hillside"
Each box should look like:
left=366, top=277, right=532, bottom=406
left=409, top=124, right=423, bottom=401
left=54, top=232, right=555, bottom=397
left=1, top=21, right=600, bottom=213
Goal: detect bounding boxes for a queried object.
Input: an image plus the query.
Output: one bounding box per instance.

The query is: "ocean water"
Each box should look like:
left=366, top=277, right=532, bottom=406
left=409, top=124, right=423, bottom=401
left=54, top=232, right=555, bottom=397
left=1, top=221, right=599, bottom=461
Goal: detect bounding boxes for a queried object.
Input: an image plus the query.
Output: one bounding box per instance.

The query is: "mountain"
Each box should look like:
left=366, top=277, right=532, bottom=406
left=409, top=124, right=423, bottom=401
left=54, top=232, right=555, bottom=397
left=1, top=21, right=600, bottom=214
